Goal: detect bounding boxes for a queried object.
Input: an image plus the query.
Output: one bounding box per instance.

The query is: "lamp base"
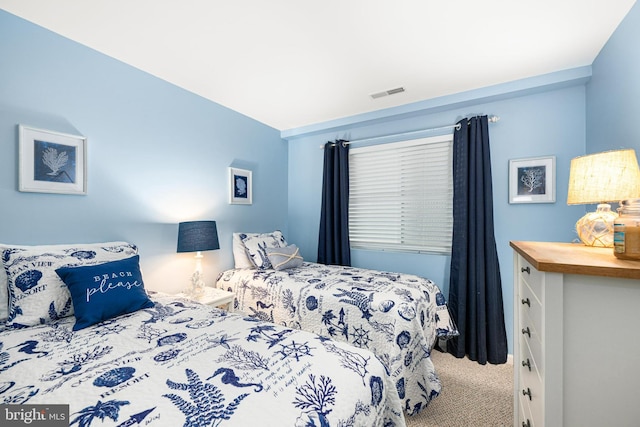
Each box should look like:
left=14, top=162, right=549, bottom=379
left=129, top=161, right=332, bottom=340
left=189, top=270, right=206, bottom=296
left=186, top=252, right=206, bottom=296
left=575, top=203, right=618, bottom=247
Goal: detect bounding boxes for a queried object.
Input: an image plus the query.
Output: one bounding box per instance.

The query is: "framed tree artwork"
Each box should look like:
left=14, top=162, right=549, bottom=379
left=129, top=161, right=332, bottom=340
left=509, top=156, right=556, bottom=204
left=18, top=125, right=87, bottom=195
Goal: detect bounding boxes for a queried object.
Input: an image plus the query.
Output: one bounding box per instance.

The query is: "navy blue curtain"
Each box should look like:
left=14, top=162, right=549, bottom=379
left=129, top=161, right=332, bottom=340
left=317, top=140, right=351, bottom=266
left=447, top=116, right=508, bottom=365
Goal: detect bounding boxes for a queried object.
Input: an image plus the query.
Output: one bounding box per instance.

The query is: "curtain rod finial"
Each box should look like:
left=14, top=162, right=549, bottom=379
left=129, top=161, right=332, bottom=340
left=488, top=115, right=500, bottom=123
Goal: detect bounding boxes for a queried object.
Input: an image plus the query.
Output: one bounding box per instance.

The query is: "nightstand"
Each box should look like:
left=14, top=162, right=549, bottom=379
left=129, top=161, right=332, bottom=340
left=179, top=287, right=234, bottom=311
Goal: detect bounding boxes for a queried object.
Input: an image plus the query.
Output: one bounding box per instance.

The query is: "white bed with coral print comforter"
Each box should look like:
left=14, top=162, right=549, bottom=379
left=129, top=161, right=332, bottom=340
left=216, top=262, right=458, bottom=415
left=0, top=293, right=405, bottom=427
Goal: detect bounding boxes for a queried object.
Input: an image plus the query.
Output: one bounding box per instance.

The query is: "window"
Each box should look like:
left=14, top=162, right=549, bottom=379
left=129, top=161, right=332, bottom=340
left=348, top=134, right=453, bottom=254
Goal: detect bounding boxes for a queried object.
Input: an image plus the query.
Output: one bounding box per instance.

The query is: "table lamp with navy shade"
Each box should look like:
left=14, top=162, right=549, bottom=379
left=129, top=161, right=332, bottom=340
left=177, top=220, right=219, bottom=295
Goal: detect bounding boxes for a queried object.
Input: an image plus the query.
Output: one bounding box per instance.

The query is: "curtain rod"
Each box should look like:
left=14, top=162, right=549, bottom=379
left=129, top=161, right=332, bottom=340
left=320, top=115, right=500, bottom=149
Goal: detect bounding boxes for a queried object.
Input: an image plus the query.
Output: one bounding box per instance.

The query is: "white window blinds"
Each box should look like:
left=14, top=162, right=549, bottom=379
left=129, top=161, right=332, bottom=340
left=348, top=134, right=453, bottom=254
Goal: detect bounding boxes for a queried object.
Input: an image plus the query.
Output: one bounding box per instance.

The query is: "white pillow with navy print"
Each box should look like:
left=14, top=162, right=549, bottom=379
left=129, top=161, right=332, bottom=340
left=1, top=242, right=60, bottom=322
left=0, top=242, right=66, bottom=322
left=240, top=231, right=287, bottom=269
left=2, top=241, right=138, bottom=328
left=0, top=243, right=17, bottom=322
left=232, top=233, right=259, bottom=269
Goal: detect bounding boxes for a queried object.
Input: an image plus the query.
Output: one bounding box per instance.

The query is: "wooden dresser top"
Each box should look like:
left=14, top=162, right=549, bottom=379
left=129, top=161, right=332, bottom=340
left=510, top=241, right=640, bottom=280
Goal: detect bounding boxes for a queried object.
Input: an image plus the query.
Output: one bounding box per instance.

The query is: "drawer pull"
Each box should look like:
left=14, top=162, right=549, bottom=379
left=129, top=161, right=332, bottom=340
left=522, top=327, right=531, bottom=338
left=522, top=358, right=531, bottom=371
left=521, top=298, right=531, bottom=307
left=522, top=420, right=531, bottom=427
left=522, top=387, right=532, bottom=401
left=521, top=266, right=530, bottom=274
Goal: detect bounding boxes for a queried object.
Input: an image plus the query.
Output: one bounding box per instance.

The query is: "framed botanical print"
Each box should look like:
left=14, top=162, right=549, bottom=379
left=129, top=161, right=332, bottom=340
left=18, top=125, right=87, bottom=195
left=509, top=156, right=556, bottom=204
left=229, top=167, right=252, bottom=205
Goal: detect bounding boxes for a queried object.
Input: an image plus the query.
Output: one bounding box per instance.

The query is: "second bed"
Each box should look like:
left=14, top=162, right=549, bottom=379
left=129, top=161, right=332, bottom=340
left=217, top=261, right=458, bottom=415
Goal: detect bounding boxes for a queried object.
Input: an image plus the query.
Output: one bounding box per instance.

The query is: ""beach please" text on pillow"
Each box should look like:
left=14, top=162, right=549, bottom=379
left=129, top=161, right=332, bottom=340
left=55, top=255, right=154, bottom=331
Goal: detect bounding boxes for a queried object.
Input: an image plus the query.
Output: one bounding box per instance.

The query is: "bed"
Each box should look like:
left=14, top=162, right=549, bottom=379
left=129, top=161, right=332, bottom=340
left=0, top=241, right=405, bottom=427
left=216, top=232, right=459, bottom=415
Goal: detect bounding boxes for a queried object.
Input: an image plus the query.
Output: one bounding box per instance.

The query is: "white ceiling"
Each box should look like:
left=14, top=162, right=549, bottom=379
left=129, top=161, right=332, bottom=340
left=0, top=1, right=636, bottom=131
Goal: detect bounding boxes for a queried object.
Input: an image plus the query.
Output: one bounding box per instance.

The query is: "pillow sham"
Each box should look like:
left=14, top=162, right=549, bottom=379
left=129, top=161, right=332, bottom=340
left=240, top=231, right=287, bottom=269
left=0, top=243, right=18, bottom=322
left=0, top=242, right=37, bottom=322
left=2, top=241, right=138, bottom=328
left=56, top=255, right=154, bottom=331
left=232, top=233, right=257, bottom=269
left=266, top=244, right=304, bottom=270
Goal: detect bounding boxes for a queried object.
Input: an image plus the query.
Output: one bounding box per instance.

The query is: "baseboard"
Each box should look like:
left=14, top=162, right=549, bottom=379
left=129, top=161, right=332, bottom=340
left=506, top=354, right=514, bottom=365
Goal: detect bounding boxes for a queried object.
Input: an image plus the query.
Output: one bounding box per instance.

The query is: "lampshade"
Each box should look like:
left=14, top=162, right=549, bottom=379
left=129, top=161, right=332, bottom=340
left=567, top=149, right=640, bottom=247
left=177, top=221, right=220, bottom=253
left=567, top=149, right=640, bottom=205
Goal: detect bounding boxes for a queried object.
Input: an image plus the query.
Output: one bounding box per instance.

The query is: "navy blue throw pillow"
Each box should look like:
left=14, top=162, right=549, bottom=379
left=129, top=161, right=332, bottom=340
left=56, top=255, right=154, bottom=331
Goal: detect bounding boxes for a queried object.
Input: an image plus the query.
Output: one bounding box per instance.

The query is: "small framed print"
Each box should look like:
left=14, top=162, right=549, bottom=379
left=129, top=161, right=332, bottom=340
left=19, top=125, right=87, bottom=195
left=229, top=167, right=252, bottom=205
left=509, top=156, right=556, bottom=204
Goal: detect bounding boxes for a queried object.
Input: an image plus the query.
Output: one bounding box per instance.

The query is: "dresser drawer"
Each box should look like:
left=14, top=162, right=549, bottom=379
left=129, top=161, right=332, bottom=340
left=519, top=257, right=543, bottom=301
left=519, top=343, right=543, bottom=427
left=519, top=279, right=542, bottom=342
left=519, top=382, right=542, bottom=427
left=518, top=392, right=534, bottom=427
left=520, top=317, right=544, bottom=377
left=519, top=334, right=541, bottom=380
left=520, top=377, right=542, bottom=426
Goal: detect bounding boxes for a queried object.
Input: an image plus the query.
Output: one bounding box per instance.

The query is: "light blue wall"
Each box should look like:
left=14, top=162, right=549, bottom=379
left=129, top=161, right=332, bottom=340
left=0, top=11, right=288, bottom=292
left=587, top=1, right=640, bottom=154
left=288, top=80, right=588, bottom=355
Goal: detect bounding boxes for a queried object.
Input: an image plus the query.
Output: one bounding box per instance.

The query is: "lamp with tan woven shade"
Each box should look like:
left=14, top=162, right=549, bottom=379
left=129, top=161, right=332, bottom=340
left=567, top=149, right=640, bottom=247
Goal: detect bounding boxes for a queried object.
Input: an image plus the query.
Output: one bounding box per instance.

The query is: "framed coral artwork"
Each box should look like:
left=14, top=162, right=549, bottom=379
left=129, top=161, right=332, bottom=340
left=509, top=156, right=555, bottom=204
left=228, top=167, right=252, bottom=205
left=18, top=125, right=87, bottom=195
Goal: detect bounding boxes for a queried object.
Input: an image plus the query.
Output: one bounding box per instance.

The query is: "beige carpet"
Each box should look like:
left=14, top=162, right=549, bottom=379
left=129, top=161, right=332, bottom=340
left=405, top=350, right=513, bottom=427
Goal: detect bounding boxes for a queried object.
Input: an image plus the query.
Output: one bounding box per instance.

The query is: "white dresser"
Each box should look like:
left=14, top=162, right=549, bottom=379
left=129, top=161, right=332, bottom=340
left=511, top=241, right=640, bottom=427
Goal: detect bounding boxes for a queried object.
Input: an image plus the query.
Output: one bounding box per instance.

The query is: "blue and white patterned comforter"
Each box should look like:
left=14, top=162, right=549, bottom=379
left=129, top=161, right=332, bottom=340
left=0, top=294, right=405, bottom=426
left=216, top=262, right=458, bottom=415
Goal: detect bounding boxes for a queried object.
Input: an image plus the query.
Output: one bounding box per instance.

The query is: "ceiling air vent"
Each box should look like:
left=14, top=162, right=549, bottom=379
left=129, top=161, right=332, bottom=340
left=370, top=86, right=405, bottom=99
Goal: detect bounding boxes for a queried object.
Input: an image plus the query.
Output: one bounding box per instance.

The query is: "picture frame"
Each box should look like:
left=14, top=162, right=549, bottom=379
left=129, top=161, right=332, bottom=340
left=509, top=156, right=556, bottom=204
left=18, top=125, right=87, bottom=195
left=229, top=167, right=252, bottom=205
